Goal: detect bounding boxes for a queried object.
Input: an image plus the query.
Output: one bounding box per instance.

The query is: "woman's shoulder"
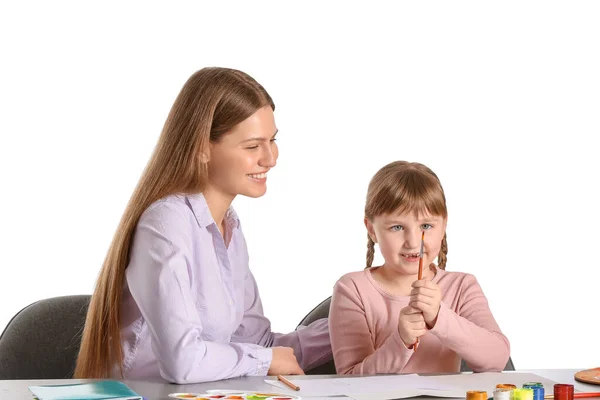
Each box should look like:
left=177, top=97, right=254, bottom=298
left=137, top=194, right=200, bottom=236
left=141, top=194, right=192, bottom=220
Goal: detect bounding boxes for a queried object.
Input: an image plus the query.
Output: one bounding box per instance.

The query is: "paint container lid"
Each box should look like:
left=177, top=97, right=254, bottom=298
left=494, top=387, right=513, bottom=400
left=468, top=391, right=488, bottom=400
left=523, top=383, right=544, bottom=388
left=554, top=384, right=574, bottom=400
left=498, top=384, right=518, bottom=389
left=512, top=388, right=534, bottom=400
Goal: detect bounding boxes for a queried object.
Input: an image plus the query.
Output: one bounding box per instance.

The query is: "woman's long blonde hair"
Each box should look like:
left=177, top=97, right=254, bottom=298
left=74, top=67, right=274, bottom=379
left=364, top=161, right=449, bottom=270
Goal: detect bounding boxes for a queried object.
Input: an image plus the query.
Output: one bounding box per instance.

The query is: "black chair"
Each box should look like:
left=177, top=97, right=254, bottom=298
left=297, top=295, right=515, bottom=374
left=0, top=295, right=91, bottom=379
left=461, top=356, right=515, bottom=372
left=296, top=296, right=336, bottom=374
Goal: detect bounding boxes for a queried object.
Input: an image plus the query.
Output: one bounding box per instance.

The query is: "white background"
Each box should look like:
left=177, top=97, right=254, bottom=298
left=1, top=1, right=598, bottom=370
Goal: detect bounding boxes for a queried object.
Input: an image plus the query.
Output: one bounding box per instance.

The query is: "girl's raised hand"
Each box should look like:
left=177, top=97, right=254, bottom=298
left=398, top=305, right=427, bottom=348
left=410, top=279, right=442, bottom=328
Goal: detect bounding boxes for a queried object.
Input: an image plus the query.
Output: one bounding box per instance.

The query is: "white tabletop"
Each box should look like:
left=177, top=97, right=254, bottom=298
left=1, top=369, right=598, bottom=400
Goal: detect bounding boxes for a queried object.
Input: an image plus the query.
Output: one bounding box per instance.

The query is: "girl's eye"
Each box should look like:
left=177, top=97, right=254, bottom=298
left=421, top=224, right=433, bottom=230
left=390, top=225, right=403, bottom=232
left=270, top=138, right=277, bottom=143
left=245, top=145, right=259, bottom=150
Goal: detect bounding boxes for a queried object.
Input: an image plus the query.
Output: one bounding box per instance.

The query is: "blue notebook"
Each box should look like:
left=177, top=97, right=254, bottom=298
left=28, top=380, right=143, bottom=400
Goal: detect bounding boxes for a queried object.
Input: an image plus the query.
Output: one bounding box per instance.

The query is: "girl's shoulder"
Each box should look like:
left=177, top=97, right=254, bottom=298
left=435, top=268, right=482, bottom=291
left=336, top=269, right=371, bottom=286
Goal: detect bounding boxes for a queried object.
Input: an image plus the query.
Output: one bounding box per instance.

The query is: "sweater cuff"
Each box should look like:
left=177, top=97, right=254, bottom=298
left=249, top=347, right=273, bottom=376
left=428, top=301, right=450, bottom=340
left=393, top=326, right=416, bottom=353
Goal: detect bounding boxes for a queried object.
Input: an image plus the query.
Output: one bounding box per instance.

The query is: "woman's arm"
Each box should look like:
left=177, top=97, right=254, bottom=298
left=231, top=269, right=332, bottom=371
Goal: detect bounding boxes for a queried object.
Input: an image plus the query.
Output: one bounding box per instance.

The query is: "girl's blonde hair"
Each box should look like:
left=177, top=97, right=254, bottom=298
left=364, top=161, right=448, bottom=269
left=74, top=67, right=274, bottom=379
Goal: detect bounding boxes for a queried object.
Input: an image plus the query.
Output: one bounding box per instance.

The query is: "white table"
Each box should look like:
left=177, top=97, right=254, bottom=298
left=1, top=369, right=597, bottom=400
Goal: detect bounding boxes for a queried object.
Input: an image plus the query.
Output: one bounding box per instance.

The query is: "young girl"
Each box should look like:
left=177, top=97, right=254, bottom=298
left=74, top=67, right=331, bottom=383
left=329, top=161, right=510, bottom=375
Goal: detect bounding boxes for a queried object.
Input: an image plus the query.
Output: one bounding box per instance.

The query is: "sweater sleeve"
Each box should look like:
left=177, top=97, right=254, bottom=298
left=329, top=276, right=413, bottom=375
left=231, top=269, right=332, bottom=371
left=428, top=274, right=510, bottom=371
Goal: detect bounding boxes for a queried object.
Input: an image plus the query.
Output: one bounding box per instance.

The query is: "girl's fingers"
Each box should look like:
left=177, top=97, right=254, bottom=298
left=401, top=306, right=423, bottom=315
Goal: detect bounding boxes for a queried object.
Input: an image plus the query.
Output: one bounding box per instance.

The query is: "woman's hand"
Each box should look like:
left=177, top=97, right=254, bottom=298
left=268, top=347, right=305, bottom=375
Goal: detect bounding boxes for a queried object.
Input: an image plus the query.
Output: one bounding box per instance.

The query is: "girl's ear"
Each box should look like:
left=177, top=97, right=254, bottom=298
left=364, top=217, right=378, bottom=243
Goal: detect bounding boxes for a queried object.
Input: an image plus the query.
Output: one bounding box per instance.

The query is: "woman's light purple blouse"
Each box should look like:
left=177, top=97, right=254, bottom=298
left=119, top=193, right=331, bottom=383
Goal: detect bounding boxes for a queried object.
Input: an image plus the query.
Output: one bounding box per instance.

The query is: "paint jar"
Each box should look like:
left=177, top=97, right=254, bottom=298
left=497, top=385, right=518, bottom=390
left=494, top=387, right=513, bottom=400
left=467, top=390, right=488, bottom=400
left=523, top=383, right=544, bottom=388
left=527, top=386, right=545, bottom=400
left=512, top=388, right=534, bottom=400
left=554, top=384, right=574, bottom=400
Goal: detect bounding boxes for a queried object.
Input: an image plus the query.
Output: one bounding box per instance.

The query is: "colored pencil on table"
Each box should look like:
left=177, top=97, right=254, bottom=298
left=545, top=393, right=600, bottom=399
left=277, top=375, right=300, bottom=391
left=414, top=231, right=425, bottom=351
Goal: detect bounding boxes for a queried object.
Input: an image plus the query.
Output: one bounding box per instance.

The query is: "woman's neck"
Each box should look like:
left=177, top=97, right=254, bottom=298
left=202, top=186, right=235, bottom=236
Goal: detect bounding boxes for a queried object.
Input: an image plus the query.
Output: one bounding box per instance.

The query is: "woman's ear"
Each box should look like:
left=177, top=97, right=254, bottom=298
left=364, top=217, right=377, bottom=243
left=199, top=151, right=210, bottom=164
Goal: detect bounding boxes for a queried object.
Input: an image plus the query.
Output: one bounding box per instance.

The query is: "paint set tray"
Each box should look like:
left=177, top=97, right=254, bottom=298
left=169, top=389, right=301, bottom=400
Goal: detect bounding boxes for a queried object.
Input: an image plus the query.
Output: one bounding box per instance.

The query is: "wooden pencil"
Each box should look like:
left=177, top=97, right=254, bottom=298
left=417, top=231, right=425, bottom=280
left=277, top=375, right=300, bottom=391
left=414, top=230, right=425, bottom=351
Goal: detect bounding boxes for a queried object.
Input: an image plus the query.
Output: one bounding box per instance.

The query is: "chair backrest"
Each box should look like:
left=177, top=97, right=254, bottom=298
left=297, top=296, right=336, bottom=375
left=297, top=296, right=332, bottom=328
left=297, top=295, right=515, bottom=374
left=460, top=356, right=515, bottom=372
left=0, top=295, right=91, bottom=379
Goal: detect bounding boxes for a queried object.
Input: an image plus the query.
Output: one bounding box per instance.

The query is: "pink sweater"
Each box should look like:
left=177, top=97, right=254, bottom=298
left=329, top=266, right=510, bottom=375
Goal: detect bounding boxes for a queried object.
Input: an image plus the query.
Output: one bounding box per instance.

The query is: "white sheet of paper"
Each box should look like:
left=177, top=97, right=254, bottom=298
left=265, top=374, right=462, bottom=397
left=304, top=398, right=353, bottom=400
left=265, top=372, right=561, bottom=400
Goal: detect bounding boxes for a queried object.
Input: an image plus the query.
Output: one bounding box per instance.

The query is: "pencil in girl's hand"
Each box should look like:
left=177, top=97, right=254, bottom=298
left=277, top=375, right=300, bottom=391
left=414, top=230, right=425, bottom=351
left=417, top=230, right=425, bottom=280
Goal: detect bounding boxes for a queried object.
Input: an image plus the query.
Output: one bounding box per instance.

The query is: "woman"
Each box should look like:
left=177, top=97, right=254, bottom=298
left=74, top=67, right=332, bottom=384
